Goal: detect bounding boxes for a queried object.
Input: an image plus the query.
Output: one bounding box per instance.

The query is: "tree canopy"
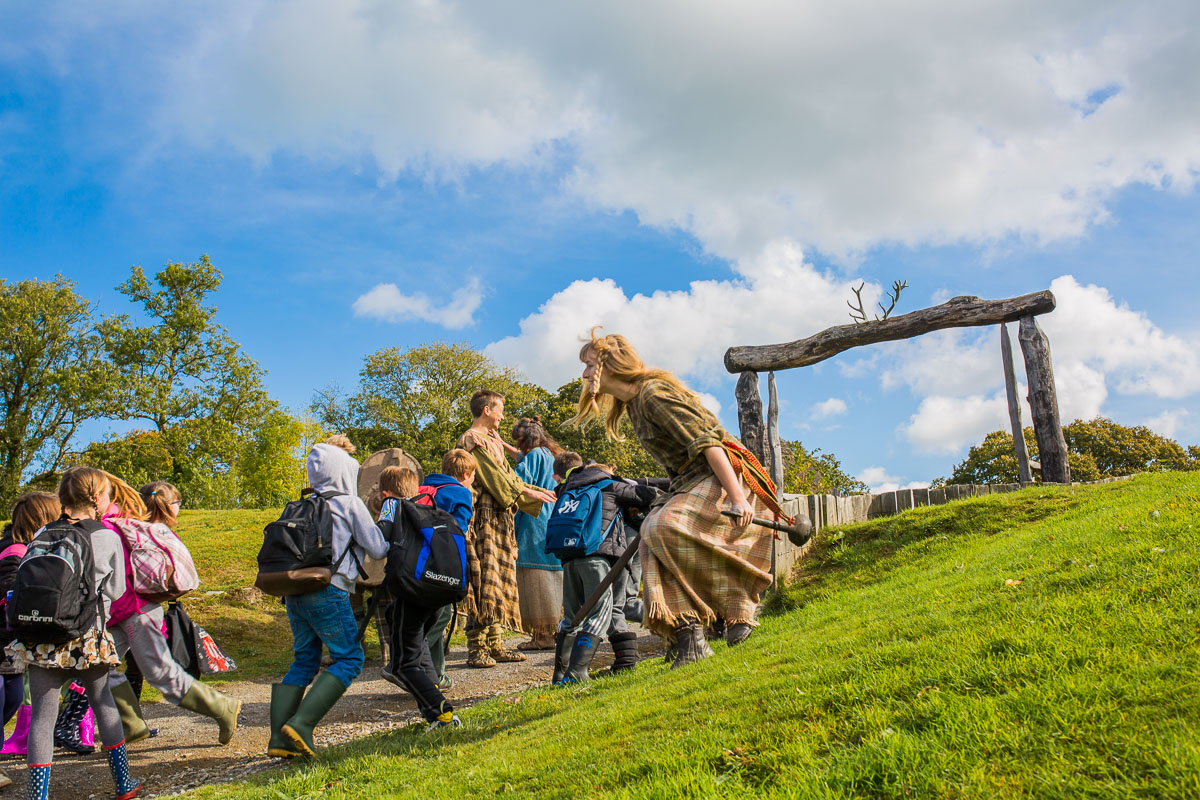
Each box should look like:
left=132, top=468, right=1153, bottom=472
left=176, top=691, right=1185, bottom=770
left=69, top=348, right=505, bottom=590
left=945, top=419, right=1199, bottom=485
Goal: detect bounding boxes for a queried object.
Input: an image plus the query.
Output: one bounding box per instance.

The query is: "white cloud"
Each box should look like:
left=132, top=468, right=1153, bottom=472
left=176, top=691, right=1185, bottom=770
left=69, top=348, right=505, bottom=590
left=896, top=274, right=1200, bottom=454
left=86, top=0, right=1197, bottom=260
left=483, top=240, right=873, bottom=389
left=857, top=466, right=930, bottom=494
left=353, top=278, right=483, bottom=329
left=811, top=398, right=848, bottom=420
left=1144, top=409, right=1189, bottom=440
left=696, top=392, right=723, bottom=417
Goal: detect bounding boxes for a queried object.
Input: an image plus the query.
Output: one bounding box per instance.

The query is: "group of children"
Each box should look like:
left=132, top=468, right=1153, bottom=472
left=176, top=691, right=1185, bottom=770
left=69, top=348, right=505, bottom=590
left=0, top=469, right=240, bottom=800
left=0, top=329, right=781, bottom=796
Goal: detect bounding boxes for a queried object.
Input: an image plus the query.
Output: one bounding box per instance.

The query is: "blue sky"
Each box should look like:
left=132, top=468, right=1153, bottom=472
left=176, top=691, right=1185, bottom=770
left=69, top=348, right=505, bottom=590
left=2, top=2, right=1198, bottom=490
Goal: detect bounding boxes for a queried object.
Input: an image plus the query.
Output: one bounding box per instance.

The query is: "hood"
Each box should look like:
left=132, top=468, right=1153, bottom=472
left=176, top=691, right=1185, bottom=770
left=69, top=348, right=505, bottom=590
left=560, top=465, right=614, bottom=493
left=423, top=473, right=463, bottom=489
left=307, top=443, right=361, bottom=497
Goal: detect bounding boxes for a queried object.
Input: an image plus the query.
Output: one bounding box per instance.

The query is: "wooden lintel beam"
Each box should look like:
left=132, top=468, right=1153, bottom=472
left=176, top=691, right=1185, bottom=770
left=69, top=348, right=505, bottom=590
left=724, top=290, right=1056, bottom=373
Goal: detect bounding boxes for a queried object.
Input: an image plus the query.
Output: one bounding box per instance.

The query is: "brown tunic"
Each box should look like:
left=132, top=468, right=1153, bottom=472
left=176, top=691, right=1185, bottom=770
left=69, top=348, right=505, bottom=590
left=454, top=430, right=540, bottom=632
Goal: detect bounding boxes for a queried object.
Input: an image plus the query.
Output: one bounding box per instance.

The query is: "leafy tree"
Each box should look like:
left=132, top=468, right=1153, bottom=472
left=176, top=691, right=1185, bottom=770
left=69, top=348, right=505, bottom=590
left=314, top=343, right=552, bottom=474
left=1063, top=417, right=1195, bottom=475
left=0, top=277, right=111, bottom=508
left=96, top=257, right=274, bottom=504
left=947, top=420, right=1197, bottom=485
left=779, top=439, right=867, bottom=495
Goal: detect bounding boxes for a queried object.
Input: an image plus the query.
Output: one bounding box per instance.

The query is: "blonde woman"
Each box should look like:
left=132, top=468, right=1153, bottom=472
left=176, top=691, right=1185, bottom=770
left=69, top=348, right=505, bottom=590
left=572, top=329, right=780, bottom=667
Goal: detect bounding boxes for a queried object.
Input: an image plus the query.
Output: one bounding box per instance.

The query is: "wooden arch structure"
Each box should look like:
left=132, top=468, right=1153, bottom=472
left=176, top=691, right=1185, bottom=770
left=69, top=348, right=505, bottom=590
left=724, top=290, right=1072, bottom=488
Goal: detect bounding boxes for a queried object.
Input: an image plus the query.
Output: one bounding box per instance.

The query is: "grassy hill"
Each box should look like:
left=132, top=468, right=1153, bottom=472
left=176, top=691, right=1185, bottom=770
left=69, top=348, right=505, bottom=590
left=174, top=472, right=1199, bottom=798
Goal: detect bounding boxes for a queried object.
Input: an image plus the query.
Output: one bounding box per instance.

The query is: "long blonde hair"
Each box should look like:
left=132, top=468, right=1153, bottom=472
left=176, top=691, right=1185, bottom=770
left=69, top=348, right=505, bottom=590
left=103, top=472, right=148, bottom=521
left=571, top=327, right=703, bottom=441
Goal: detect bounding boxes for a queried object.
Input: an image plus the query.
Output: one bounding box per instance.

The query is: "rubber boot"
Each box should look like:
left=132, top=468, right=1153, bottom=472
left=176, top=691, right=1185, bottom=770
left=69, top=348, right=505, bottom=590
left=25, top=764, right=50, bottom=800
left=178, top=681, right=242, bottom=745
left=266, top=684, right=304, bottom=759
left=466, top=627, right=495, bottom=668
left=551, top=630, right=572, bottom=684
left=560, top=633, right=599, bottom=684
left=606, top=631, right=640, bottom=674
left=487, top=624, right=526, bottom=663
left=0, top=704, right=30, bottom=755
left=54, top=683, right=95, bottom=754
left=80, top=706, right=96, bottom=749
left=725, top=621, right=753, bottom=646
left=108, top=680, right=151, bottom=744
left=281, top=672, right=348, bottom=758
left=671, top=619, right=708, bottom=670
left=104, top=742, right=142, bottom=799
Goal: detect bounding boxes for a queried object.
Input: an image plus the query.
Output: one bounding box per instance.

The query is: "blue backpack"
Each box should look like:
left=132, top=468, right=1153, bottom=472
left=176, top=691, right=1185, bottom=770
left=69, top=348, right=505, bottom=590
left=545, top=480, right=620, bottom=559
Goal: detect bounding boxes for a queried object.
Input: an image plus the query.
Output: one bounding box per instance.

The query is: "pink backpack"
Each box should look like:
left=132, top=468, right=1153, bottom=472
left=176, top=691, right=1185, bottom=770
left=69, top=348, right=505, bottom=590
left=108, top=519, right=200, bottom=602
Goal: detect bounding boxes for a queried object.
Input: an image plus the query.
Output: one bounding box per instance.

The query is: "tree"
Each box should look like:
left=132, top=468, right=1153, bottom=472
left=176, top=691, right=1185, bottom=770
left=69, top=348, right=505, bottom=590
left=96, top=257, right=274, bottom=504
left=779, top=439, right=867, bottom=495
left=314, top=343, right=552, bottom=474
left=98, top=256, right=269, bottom=432
left=947, top=420, right=1197, bottom=485
left=0, top=277, right=110, bottom=509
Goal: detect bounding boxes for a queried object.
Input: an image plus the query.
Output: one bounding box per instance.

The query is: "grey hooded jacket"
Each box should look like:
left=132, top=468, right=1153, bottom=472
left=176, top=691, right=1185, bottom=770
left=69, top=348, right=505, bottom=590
left=306, top=443, right=388, bottom=594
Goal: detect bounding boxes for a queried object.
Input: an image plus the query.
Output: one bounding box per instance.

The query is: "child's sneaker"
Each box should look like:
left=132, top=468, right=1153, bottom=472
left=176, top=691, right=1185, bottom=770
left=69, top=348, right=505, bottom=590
left=425, top=714, right=461, bottom=734
left=381, top=666, right=404, bottom=690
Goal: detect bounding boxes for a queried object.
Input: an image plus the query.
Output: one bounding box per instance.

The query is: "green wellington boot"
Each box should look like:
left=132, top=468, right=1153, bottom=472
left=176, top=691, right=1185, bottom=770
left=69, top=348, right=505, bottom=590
left=267, top=683, right=304, bottom=758
left=178, top=680, right=243, bottom=745
left=281, top=673, right=348, bottom=758
left=108, top=679, right=151, bottom=744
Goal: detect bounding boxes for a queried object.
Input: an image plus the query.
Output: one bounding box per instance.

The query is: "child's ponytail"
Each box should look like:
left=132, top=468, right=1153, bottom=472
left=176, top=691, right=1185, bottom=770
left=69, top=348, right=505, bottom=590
left=139, top=481, right=181, bottom=528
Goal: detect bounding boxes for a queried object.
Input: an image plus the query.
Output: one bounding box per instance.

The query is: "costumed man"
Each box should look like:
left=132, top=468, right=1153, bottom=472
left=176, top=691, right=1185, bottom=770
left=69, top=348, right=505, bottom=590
left=570, top=328, right=792, bottom=667
left=455, top=390, right=556, bottom=668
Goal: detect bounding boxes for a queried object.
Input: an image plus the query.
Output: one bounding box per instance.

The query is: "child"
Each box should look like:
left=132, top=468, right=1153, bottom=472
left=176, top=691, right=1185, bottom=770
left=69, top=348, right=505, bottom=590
left=369, top=467, right=419, bottom=667
left=455, top=390, right=555, bottom=667
left=267, top=437, right=388, bottom=758
left=0, top=493, right=62, bottom=782
left=6, top=467, right=141, bottom=800
left=550, top=453, right=658, bottom=683
left=378, top=449, right=476, bottom=731
left=96, top=479, right=242, bottom=746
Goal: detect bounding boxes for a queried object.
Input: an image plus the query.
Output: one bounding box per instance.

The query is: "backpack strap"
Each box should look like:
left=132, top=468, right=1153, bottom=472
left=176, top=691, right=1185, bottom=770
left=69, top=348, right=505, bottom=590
left=0, top=543, right=27, bottom=561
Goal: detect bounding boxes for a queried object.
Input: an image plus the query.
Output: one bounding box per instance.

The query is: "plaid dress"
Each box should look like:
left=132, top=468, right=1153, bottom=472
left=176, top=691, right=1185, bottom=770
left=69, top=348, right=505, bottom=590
left=628, top=379, right=773, bottom=638
left=455, top=431, right=539, bottom=633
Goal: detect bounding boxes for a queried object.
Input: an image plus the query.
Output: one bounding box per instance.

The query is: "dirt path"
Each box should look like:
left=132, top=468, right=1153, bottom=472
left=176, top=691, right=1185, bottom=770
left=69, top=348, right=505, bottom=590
left=1, top=627, right=661, bottom=799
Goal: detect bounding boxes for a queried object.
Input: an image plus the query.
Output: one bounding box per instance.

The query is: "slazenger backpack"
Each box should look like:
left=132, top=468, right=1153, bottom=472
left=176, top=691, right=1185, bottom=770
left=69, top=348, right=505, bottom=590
left=545, top=480, right=620, bottom=559
left=7, top=519, right=101, bottom=645
left=385, top=487, right=469, bottom=606
left=108, top=518, right=200, bottom=603
left=255, top=489, right=358, bottom=597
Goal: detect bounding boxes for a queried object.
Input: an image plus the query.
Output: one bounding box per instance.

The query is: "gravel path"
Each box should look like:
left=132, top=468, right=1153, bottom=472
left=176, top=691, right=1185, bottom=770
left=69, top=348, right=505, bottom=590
left=0, top=627, right=661, bottom=799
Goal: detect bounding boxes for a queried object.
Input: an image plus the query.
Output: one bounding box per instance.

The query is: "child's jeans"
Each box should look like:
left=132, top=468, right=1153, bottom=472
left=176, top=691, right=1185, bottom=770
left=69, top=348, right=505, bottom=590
left=283, top=585, right=363, bottom=689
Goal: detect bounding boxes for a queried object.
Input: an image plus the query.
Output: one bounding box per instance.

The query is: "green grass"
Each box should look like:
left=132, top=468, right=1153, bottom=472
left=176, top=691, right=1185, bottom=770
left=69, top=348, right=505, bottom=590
left=174, top=510, right=387, bottom=683
left=173, top=472, right=1200, bottom=799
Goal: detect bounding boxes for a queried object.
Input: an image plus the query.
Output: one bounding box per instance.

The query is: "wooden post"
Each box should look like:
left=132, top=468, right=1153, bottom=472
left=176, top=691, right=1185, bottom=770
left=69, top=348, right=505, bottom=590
left=766, top=371, right=784, bottom=489
left=999, top=323, right=1033, bottom=484
left=1018, top=315, right=1071, bottom=484
left=735, top=371, right=767, bottom=465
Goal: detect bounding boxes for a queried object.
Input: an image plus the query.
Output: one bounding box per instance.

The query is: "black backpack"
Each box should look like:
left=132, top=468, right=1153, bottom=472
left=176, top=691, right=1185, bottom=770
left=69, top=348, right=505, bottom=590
left=254, top=489, right=360, bottom=597
left=385, top=489, right=469, bottom=606
left=7, top=518, right=101, bottom=645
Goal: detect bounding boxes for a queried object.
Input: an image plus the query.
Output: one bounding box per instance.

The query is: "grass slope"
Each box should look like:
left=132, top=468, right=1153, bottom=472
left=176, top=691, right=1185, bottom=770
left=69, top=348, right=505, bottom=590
left=180, top=473, right=1199, bottom=799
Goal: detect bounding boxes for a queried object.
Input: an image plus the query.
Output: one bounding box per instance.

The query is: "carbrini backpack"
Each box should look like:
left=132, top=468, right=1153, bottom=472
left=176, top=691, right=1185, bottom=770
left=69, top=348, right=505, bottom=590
left=7, top=519, right=101, bottom=645
left=385, top=487, right=469, bottom=606
left=254, top=489, right=359, bottom=597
